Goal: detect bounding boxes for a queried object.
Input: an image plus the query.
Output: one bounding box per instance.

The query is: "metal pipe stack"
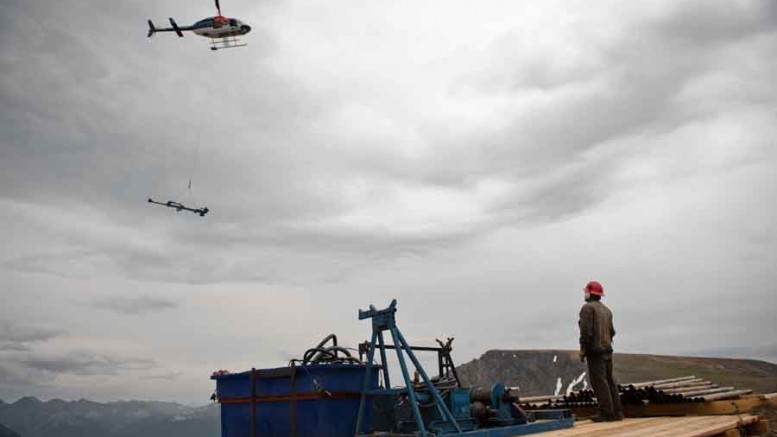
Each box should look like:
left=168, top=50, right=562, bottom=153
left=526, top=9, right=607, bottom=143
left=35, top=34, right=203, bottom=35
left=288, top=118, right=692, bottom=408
left=618, top=376, right=752, bottom=403
left=518, top=375, right=753, bottom=410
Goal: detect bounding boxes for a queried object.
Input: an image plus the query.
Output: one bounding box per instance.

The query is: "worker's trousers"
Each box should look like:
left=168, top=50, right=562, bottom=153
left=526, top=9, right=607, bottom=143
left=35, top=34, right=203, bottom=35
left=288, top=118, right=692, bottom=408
left=586, top=352, right=622, bottom=419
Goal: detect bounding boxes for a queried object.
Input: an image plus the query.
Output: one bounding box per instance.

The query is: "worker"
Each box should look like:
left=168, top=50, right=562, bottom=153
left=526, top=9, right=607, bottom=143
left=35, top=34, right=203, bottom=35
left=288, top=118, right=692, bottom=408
left=578, top=280, right=623, bottom=422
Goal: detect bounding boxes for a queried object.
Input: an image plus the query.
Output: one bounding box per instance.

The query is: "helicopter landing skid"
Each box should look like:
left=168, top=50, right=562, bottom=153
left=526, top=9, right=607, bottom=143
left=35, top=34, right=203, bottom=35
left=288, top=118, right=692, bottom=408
left=209, top=36, right=247, bottom=51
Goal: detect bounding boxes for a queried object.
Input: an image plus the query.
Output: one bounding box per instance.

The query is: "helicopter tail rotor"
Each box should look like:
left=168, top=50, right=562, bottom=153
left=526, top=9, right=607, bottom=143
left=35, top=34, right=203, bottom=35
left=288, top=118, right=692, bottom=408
left=147, top=20, right=157, bottom=37
left=168, top=18, right=185, bottom=37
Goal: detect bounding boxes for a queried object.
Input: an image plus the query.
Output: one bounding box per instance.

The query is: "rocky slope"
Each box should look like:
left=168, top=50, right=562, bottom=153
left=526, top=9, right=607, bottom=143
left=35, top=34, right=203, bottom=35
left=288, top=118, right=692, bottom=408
left=0, top=423, right=21, bottom=437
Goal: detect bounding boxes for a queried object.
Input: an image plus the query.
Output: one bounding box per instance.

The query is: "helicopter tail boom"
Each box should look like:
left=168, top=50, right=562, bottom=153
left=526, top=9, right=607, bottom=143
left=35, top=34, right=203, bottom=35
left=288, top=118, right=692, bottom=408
left=146, top=18, right=193, bottom=38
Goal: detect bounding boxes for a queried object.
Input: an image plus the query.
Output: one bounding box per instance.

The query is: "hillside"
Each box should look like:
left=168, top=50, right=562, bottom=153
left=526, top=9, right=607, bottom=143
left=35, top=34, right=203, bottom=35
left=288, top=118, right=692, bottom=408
left=0, top=397, right=219, bottom=437
left=0, top=423, right=20, bottom=437
left=456, top=350, right=777, bottom=396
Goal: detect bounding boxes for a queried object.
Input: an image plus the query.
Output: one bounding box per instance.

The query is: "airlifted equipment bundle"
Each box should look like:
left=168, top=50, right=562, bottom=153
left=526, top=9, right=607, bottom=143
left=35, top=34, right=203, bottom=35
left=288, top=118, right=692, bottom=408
left=147, top=198, right=209, bottom=216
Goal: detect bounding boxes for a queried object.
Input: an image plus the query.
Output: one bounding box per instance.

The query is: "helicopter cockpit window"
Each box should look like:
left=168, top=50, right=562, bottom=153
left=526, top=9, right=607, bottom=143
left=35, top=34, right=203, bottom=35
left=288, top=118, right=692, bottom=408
left=229, top=19, right=237, bottom=26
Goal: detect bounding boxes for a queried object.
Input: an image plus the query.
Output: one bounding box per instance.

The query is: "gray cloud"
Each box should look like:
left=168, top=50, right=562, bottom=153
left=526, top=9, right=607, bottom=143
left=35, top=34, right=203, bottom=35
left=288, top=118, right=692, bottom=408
left=140, top=371, right=183, bottom=381
left=20, top=352, right=156, bottom=376
left=0, top=322, right=63, bottom=344
left=0, top=322, right=65, bottom=352
left=651, top=0, right=777, bottom=44
left=1, top=0, right=776, bottom=403
left=3, top=0, right=775, bottom=287
left=404, top=0, right=777, bottom=222
left=94, top=296, right=178, bottom=315
left=0, top=363, right=36, bottom=387
left=0, top=350, right=159, bottom=401
left=0, top=344, right=31, bottom=352
left=688, top=344, right=777, bottom=365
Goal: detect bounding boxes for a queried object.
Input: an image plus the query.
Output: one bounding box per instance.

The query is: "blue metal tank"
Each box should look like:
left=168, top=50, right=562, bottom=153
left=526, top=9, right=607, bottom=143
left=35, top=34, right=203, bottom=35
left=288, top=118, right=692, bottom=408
left=212, top=363, right=378, bottom=437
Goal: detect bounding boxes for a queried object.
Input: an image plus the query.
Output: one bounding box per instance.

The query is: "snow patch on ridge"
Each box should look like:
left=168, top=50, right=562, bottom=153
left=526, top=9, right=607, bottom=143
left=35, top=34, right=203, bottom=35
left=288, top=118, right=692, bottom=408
left=565, top=372, right=587, bottom=395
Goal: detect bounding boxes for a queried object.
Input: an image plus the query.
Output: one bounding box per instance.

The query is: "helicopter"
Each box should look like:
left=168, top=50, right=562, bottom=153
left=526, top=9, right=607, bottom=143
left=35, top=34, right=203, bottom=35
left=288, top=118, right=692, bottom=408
left=147, top=0, right=251, bottom=51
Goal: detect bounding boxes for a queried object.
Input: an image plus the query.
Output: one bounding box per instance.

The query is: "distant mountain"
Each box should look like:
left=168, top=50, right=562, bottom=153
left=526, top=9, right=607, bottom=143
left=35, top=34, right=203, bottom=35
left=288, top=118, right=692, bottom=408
left=0, top=423, right=21, bottom=437
left=0, top=397, right=219, bottom=437
left=456, top=350, right=777, bottom=396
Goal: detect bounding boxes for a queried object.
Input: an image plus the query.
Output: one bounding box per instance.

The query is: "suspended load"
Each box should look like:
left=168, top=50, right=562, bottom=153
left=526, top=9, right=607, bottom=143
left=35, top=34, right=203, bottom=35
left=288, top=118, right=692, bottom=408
left=147, top=198, right=209, bottom=217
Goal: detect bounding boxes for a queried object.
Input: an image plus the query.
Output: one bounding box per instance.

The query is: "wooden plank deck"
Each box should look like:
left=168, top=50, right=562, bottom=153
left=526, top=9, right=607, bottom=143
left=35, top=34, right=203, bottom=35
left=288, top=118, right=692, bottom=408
left=536, top=414, right=762, bottom=437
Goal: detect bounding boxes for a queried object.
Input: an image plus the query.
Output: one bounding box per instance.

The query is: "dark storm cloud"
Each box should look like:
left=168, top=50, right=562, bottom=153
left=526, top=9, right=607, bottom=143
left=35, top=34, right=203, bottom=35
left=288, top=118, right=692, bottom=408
left=93, top=296, right=178, bottom=315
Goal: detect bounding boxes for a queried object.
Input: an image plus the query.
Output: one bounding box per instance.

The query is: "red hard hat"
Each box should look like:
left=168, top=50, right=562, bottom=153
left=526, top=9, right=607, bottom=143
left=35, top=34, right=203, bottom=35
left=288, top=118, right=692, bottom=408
left=584, top=280, right=604, bottom=296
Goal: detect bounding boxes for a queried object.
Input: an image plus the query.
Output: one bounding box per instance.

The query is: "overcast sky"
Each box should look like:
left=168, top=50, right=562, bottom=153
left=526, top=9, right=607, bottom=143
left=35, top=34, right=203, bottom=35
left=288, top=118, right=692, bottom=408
left=1, top=0, right=776, bottom=404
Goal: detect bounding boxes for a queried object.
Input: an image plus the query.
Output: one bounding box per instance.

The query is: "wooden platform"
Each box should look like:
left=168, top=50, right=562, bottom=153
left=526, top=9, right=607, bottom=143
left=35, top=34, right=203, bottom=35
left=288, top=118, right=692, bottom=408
left=536, top=414, right=766, bottom=437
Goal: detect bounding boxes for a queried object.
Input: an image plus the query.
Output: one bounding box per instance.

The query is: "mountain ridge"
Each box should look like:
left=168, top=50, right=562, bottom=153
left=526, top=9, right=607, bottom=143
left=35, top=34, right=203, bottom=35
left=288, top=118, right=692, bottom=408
left=0, top=423, right=21, bottom=437
left=456, top=350, right=777, bottom=396
left=0, top=397, right=219, bottom=437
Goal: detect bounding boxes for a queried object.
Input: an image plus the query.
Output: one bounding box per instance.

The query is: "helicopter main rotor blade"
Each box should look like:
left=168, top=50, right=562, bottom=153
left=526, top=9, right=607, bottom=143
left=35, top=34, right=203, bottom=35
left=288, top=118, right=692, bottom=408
left=215, top=0, right=222, bottom=16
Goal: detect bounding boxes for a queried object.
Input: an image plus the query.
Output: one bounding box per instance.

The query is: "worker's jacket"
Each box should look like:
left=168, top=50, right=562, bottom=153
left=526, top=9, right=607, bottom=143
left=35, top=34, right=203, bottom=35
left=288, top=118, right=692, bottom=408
left=578, top=300, right=615, bottom=355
